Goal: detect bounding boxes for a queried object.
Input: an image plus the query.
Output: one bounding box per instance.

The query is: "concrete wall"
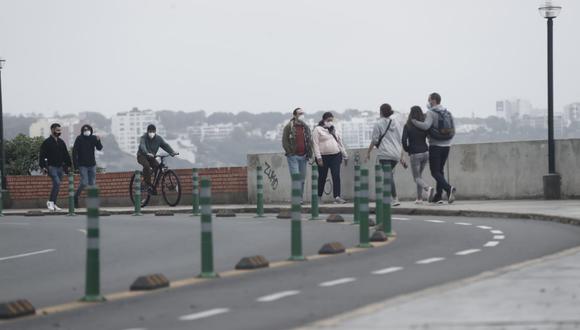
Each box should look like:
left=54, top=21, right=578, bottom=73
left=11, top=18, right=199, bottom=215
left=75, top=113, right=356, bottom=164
left=247, top=139, right=580, bottom=203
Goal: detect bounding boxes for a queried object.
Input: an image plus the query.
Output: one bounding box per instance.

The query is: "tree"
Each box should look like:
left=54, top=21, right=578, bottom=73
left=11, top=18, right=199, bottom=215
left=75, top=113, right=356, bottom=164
left=5, top=134, right=45, bottom=175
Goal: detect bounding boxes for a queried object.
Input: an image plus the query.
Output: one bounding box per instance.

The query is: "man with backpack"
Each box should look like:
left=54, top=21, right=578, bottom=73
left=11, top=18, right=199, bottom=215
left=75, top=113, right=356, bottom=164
left=411, top=92, right=456, bottom=204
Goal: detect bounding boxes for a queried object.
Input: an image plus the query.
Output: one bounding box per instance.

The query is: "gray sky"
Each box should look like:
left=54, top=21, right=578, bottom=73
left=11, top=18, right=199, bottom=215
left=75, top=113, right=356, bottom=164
left=1, top=0, right=579, bottom=118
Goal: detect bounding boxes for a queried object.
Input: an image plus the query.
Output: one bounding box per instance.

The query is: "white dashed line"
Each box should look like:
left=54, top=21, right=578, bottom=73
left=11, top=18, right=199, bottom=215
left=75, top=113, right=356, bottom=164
left=372, top=267, right=403, bottom=275
left=424, top=220, right=445, bottom=223
left=416, top=257, right=445, bottom=264
left=179, top=308, right=230, bottom=321
left=454, top=222, right=472, bottom=226
left=393, top=217, right=410, bottom=221
left=0, top=249, right=56, bottom=262
left=319, top=278, right=357, bottom=287
left=256, top=290, right=300, bottom=302
left=455, top=249, right=481, bottom=256
left=484, top=241, right=500, bottom=247
left=490, top=230, right=504, bottom=234
left=477, top=226, right=493, bottom=230
left=493, top=235, right=505, bottom=240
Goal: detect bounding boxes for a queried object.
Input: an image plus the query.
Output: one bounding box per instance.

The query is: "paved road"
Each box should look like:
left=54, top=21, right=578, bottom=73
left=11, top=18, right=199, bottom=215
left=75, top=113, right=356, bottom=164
left=2, top=214, right=580, bottom=330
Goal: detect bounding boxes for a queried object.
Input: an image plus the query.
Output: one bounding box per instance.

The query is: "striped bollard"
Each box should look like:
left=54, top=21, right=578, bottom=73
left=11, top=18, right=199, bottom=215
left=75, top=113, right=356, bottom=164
left=0, top=171, right=3, bottom=217
left=255, top=165, right=265, bottom=218
left=68, top=172, right=75, bottom=216
left=310, top=164, right=320, bottom=220
left=374, top=164, right=383, bottom=229
left=353, top=165, right=360, bottom=225
left=199, top=178, right=218, bottom=278
left=133, top=171, right=142, bottom=216
left=358, top=168, right=372, bottom=248
left=81, top=187, right=106, bottom=302
left=192, top=168, right=200, bottom=216
left=382, top=164, right=393, bottom=235
left=289, top=173, right=305, bottom=260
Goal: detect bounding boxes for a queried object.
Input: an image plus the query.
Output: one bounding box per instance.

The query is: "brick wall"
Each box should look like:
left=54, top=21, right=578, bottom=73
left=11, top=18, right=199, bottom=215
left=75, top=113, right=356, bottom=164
left=6, top=167, right=248, bottom=208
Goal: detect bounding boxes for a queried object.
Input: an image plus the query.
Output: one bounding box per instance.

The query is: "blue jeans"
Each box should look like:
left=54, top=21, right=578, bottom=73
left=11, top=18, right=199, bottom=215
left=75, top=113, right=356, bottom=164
left=287, top=155, right=307, bottom=198
left=75, top=166, right=97, bottom=199
left=48, top=166, right=64, bottom=202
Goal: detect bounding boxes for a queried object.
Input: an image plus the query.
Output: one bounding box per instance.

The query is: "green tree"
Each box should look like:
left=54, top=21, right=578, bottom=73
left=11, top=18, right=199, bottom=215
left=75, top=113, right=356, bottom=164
left=5, top=134, right=45, bottom=175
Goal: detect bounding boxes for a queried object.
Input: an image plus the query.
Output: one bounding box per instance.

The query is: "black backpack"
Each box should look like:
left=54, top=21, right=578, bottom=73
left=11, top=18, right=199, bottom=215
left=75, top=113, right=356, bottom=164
left=429, top=108, right=455, bottom=140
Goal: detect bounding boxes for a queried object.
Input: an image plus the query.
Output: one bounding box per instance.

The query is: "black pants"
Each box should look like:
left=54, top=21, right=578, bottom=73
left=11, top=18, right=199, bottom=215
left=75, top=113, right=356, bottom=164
left=318, top=153, right=342, bottom=198
left=137, top=154, right=159, bottom=186
left=429, top=145, right=451, bottom=199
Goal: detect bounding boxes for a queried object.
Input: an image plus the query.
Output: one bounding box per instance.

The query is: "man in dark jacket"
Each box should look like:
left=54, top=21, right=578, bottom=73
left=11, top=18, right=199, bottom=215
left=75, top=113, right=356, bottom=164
left=137, top=124, right=177, bottom=194
left=39, top=123, right=72, bottom=211
left=282, top=107, right=313, bottom=199
left=72, top=124, right=103, bottom=207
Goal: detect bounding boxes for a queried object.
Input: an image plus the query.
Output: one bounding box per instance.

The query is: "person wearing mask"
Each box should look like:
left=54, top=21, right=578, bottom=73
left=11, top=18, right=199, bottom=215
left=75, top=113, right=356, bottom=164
left=402, top=106, right=434, bottom=204
left=367, top=103, right=406, bottom=206
left=411, top=92, right=456, bottom=204
left=137, top=124, right=178, bottom=194
left=39, top=123, right=73, bottom=211
left=312, top=112, right=348, bottom=204
left=72, top=124, right=103, bottom=208
left=282, top=107, right=313, bottom=200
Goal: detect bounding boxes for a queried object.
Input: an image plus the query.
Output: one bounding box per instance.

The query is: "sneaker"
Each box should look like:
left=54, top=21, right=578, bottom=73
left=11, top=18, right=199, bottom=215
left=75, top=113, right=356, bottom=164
left=392, top=198, right=401, bottom=207
left=334, top=196, right=347, bottom=204
left=46, top=201, right=55, bottom=212
left=448, top=186, right=457, bottom=204
left=414, top=199, right=423, bottom=205
left=53, top=204, right=63, bottom=211
left=426, top=187, right=435, bottom=203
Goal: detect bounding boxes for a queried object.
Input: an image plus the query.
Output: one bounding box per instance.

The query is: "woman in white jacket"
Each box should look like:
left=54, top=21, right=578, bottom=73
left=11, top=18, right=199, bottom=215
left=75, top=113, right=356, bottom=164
left=313, top=112, right=348, bottom=204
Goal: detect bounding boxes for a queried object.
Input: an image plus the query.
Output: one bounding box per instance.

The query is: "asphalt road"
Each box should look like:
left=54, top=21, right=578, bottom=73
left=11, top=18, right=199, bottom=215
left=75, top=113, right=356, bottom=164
left=2, top=214, right=580, bottom=330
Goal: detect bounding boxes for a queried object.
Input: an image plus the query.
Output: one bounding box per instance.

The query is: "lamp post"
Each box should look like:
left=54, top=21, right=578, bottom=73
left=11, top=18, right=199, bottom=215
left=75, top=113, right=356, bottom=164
left=0, top=58, right=6, bottom=191
left=539, top=1, right=562, bottom=199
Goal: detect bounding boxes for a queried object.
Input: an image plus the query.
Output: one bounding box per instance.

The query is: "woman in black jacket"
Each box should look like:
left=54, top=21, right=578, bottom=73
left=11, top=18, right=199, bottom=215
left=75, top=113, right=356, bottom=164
left=72, top=124, right=103, bottom=207
left=402, top=106, right=433, bottom=203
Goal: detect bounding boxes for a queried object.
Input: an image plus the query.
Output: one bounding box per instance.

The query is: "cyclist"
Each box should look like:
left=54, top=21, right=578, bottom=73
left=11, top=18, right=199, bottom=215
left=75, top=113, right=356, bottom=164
left=137, top=124, right=178, bottom=194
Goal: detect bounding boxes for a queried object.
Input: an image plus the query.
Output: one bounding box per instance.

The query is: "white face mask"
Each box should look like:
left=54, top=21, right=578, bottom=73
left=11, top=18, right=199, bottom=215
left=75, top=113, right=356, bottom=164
left=297, top=115, right=305, bottom=121
left=426, top=102, right=433, bottom=110
left=83, top=130, right=91, bottom=136
left=148, top=132, right=156, bottom=138
left=324, top=121, right=333, bottom=128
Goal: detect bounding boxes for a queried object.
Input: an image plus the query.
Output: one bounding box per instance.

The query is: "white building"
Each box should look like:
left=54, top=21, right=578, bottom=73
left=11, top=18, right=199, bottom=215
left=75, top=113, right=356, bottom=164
left=29, top=116, right=80, bottom=146
left=563, top=102, right=580, bottom=127
left=111, top=108, right=165, bottom=155
left=188, top=123, right=241, bottom=141
left=496, top=99, right=536, bottom=122
left=339, top=114, right=377, bottom=149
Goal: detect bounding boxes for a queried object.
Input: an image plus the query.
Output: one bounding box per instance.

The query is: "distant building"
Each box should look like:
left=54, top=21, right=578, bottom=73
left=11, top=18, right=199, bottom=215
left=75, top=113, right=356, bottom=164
left=563, top=102, right=580, bottom=127
left=29, top=116, right=80, bottom=146
left=111, top=108, right=165, bottom=155
left=521, top=111, right=565, bottom=138
left=188, top=123, right=241, bottom=141
left=496, top=99, right=536, bottom=122
left=339, top=114, right=377, bottom=149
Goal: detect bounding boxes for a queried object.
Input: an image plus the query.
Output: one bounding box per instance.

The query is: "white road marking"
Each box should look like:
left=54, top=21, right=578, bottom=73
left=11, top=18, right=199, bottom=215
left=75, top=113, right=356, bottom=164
left=122, top=328, right=148, bottom=330
left=455, top=249, right=481, bottom=256
left=372, top=267, right=403, bottom=275
left=77, top=229, right=87, bottom=235
left=256, top=290, right=301, bottom=302
left=0, top=249, right=56, bottom=262
left=454, top=222, right=472, bottom=226
left=416, top=257, right=445, bottom=264
left=319, top=277, right=357, bottom=287
left=484, top=241, right=500, bottom=247
left=493, top=235, right=506, bottom=240
left=0, top=222, right=30, bottom=226
left=477, top=225, right=493, bottom=230
left=490, top=230, right=504, bottom=234
left=393, top=217, right=410, bottom=221
left=179, top=308, right=230, bottom=321
left=424, top=220, right=445, bottom=223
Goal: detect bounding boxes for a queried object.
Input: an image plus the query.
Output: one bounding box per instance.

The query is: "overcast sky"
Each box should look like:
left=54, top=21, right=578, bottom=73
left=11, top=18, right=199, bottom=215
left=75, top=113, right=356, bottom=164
left=0, top=0, right=579, bottom=118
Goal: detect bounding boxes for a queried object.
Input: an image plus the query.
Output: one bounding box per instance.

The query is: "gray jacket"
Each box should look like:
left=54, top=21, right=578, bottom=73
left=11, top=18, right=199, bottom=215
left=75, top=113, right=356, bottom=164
left=137, top=133, right=176, bottom=156
left=412, top=105, right=453, bottom=147
left=371, top=116, right=403, bottom=161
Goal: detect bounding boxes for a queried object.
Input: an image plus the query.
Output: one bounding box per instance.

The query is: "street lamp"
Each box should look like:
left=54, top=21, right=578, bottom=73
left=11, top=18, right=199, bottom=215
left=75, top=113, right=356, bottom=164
left=539, top=1, right=562, bottom=199
left=0, top=58, right=6, bottom=191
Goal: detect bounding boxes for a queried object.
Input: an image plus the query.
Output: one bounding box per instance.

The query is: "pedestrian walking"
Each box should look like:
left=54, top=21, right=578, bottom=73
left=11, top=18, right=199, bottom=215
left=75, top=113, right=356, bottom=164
left=282, top=107, right=313, bottom=200
left=411, top=92, right=456, bottom=204
left=312, top=112, right=348, bottom=204
left=39, top=123, right=72, bottom=211
left=367, top=104, right=406, bottom=206
left=72, top=124, right=103, bottom=208
left=402, top=106, right=434, bottom=204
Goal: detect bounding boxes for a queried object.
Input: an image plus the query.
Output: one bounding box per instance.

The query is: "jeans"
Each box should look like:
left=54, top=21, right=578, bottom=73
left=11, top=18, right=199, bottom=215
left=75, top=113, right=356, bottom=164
left=318, top=153, right=342, bottom=198
left=379, top=160, right=398, bottom=198
left=287, top=155, right=307, bottom=198
left=410, top=152, right=430, bottom=199
left=75, top=166, right=97, bottom=199
left=429, top=145, right=451, bottom=199
left=48, top=166, right=64, bottom=203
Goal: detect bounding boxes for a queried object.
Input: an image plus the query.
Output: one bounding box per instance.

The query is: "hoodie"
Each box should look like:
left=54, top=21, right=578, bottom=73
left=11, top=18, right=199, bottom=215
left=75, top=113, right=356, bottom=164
left=73, top=124, right=103, bottom=168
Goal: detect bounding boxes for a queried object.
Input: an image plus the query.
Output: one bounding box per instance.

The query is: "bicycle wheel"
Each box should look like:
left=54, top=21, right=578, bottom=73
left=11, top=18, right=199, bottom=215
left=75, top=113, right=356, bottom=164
left=161, top=170, right=182, bottom=207
left=129, top=171, right=151, bottom=208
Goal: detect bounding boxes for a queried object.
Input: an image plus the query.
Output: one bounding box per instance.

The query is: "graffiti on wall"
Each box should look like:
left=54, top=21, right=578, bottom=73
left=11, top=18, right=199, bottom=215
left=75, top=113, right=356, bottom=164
left=263, top=161, right=279, bottom=190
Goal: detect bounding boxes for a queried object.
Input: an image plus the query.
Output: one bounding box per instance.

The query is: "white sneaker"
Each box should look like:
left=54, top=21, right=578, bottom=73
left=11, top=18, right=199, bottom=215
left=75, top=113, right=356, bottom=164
left=53, top=204, right=63, bottom=211
left=334, top=196, right=347, bottom=204
left=448, top=186, right=457, bottom=204
left=46, top=201, right=55, bottom=212
left=392, top=198, right=401, bottom=207
left=426, top=187, right=435, bottom=203
left=414, top=199, right=423, bottom=205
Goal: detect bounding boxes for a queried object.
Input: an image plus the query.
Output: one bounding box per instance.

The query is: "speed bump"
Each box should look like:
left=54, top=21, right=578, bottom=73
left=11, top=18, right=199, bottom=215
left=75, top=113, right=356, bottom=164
left=318, top=242, right=346, bottom=254
left=216, top=209, right=236, bottom=217
left=155, top=210, right=174, bottom=216
left=0, top=299, right=36, bottom=319
left=235, top=255, right=270, bottom=270
left=25, top=210, right=44, bottom=217
left=370, top=231, right=388, bottom=242
left=130, top=274, right=170, bottom=291
left=277, top=209, right=291, bottom=219
left=326, top=214, right=345, bottom=223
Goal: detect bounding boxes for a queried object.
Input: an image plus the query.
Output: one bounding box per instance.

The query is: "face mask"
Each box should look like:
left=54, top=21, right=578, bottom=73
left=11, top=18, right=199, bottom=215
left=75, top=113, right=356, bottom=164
left=426, top=102, right=433, bottom=110
left=148, top=132, right=156, bottom=138
left=54, top=132, right=61, bottom=137
left=83, top=130, right=91, bottom=136
left=324, top=121, right=333, bottom=128
left=297, top=115, right=305, bottom=121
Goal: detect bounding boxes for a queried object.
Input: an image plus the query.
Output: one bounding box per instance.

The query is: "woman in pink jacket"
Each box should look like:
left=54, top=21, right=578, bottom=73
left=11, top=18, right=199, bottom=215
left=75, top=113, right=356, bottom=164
left=313, top=112, right=348, bottom=204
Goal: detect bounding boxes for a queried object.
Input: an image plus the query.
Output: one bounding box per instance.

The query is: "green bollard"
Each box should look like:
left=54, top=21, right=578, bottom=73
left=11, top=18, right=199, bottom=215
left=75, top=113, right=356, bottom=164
left=80, top=186, right=106, bottom=302
left=353, top=165, right=360, bottom=225
left=358, top=168, right=372, bottom=248
left=68, top=172, right=76, bottom=216
left=192, top=168, right=200, bottom=216
left=133, top=171, right=142, bottom=216
left=199, top=177, right=218, bottom=278
left=383, top=164, right=393, bottom=235
left=374, top=164, right=383, bottom=229
left=289, top=173, right=306, bottom=261
left=310, top=164, right=320, bottom=220
left=255, top=165, right=265, bottom=218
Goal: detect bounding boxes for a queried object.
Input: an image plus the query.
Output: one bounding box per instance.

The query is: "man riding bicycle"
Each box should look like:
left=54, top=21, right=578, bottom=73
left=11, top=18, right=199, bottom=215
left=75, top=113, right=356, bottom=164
left=137, top=124, right=178, bottom=195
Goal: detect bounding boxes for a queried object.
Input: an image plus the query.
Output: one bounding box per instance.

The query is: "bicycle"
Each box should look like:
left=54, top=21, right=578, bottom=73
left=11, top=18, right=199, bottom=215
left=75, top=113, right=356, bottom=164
left=129, top=154, right=182, bottom=207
